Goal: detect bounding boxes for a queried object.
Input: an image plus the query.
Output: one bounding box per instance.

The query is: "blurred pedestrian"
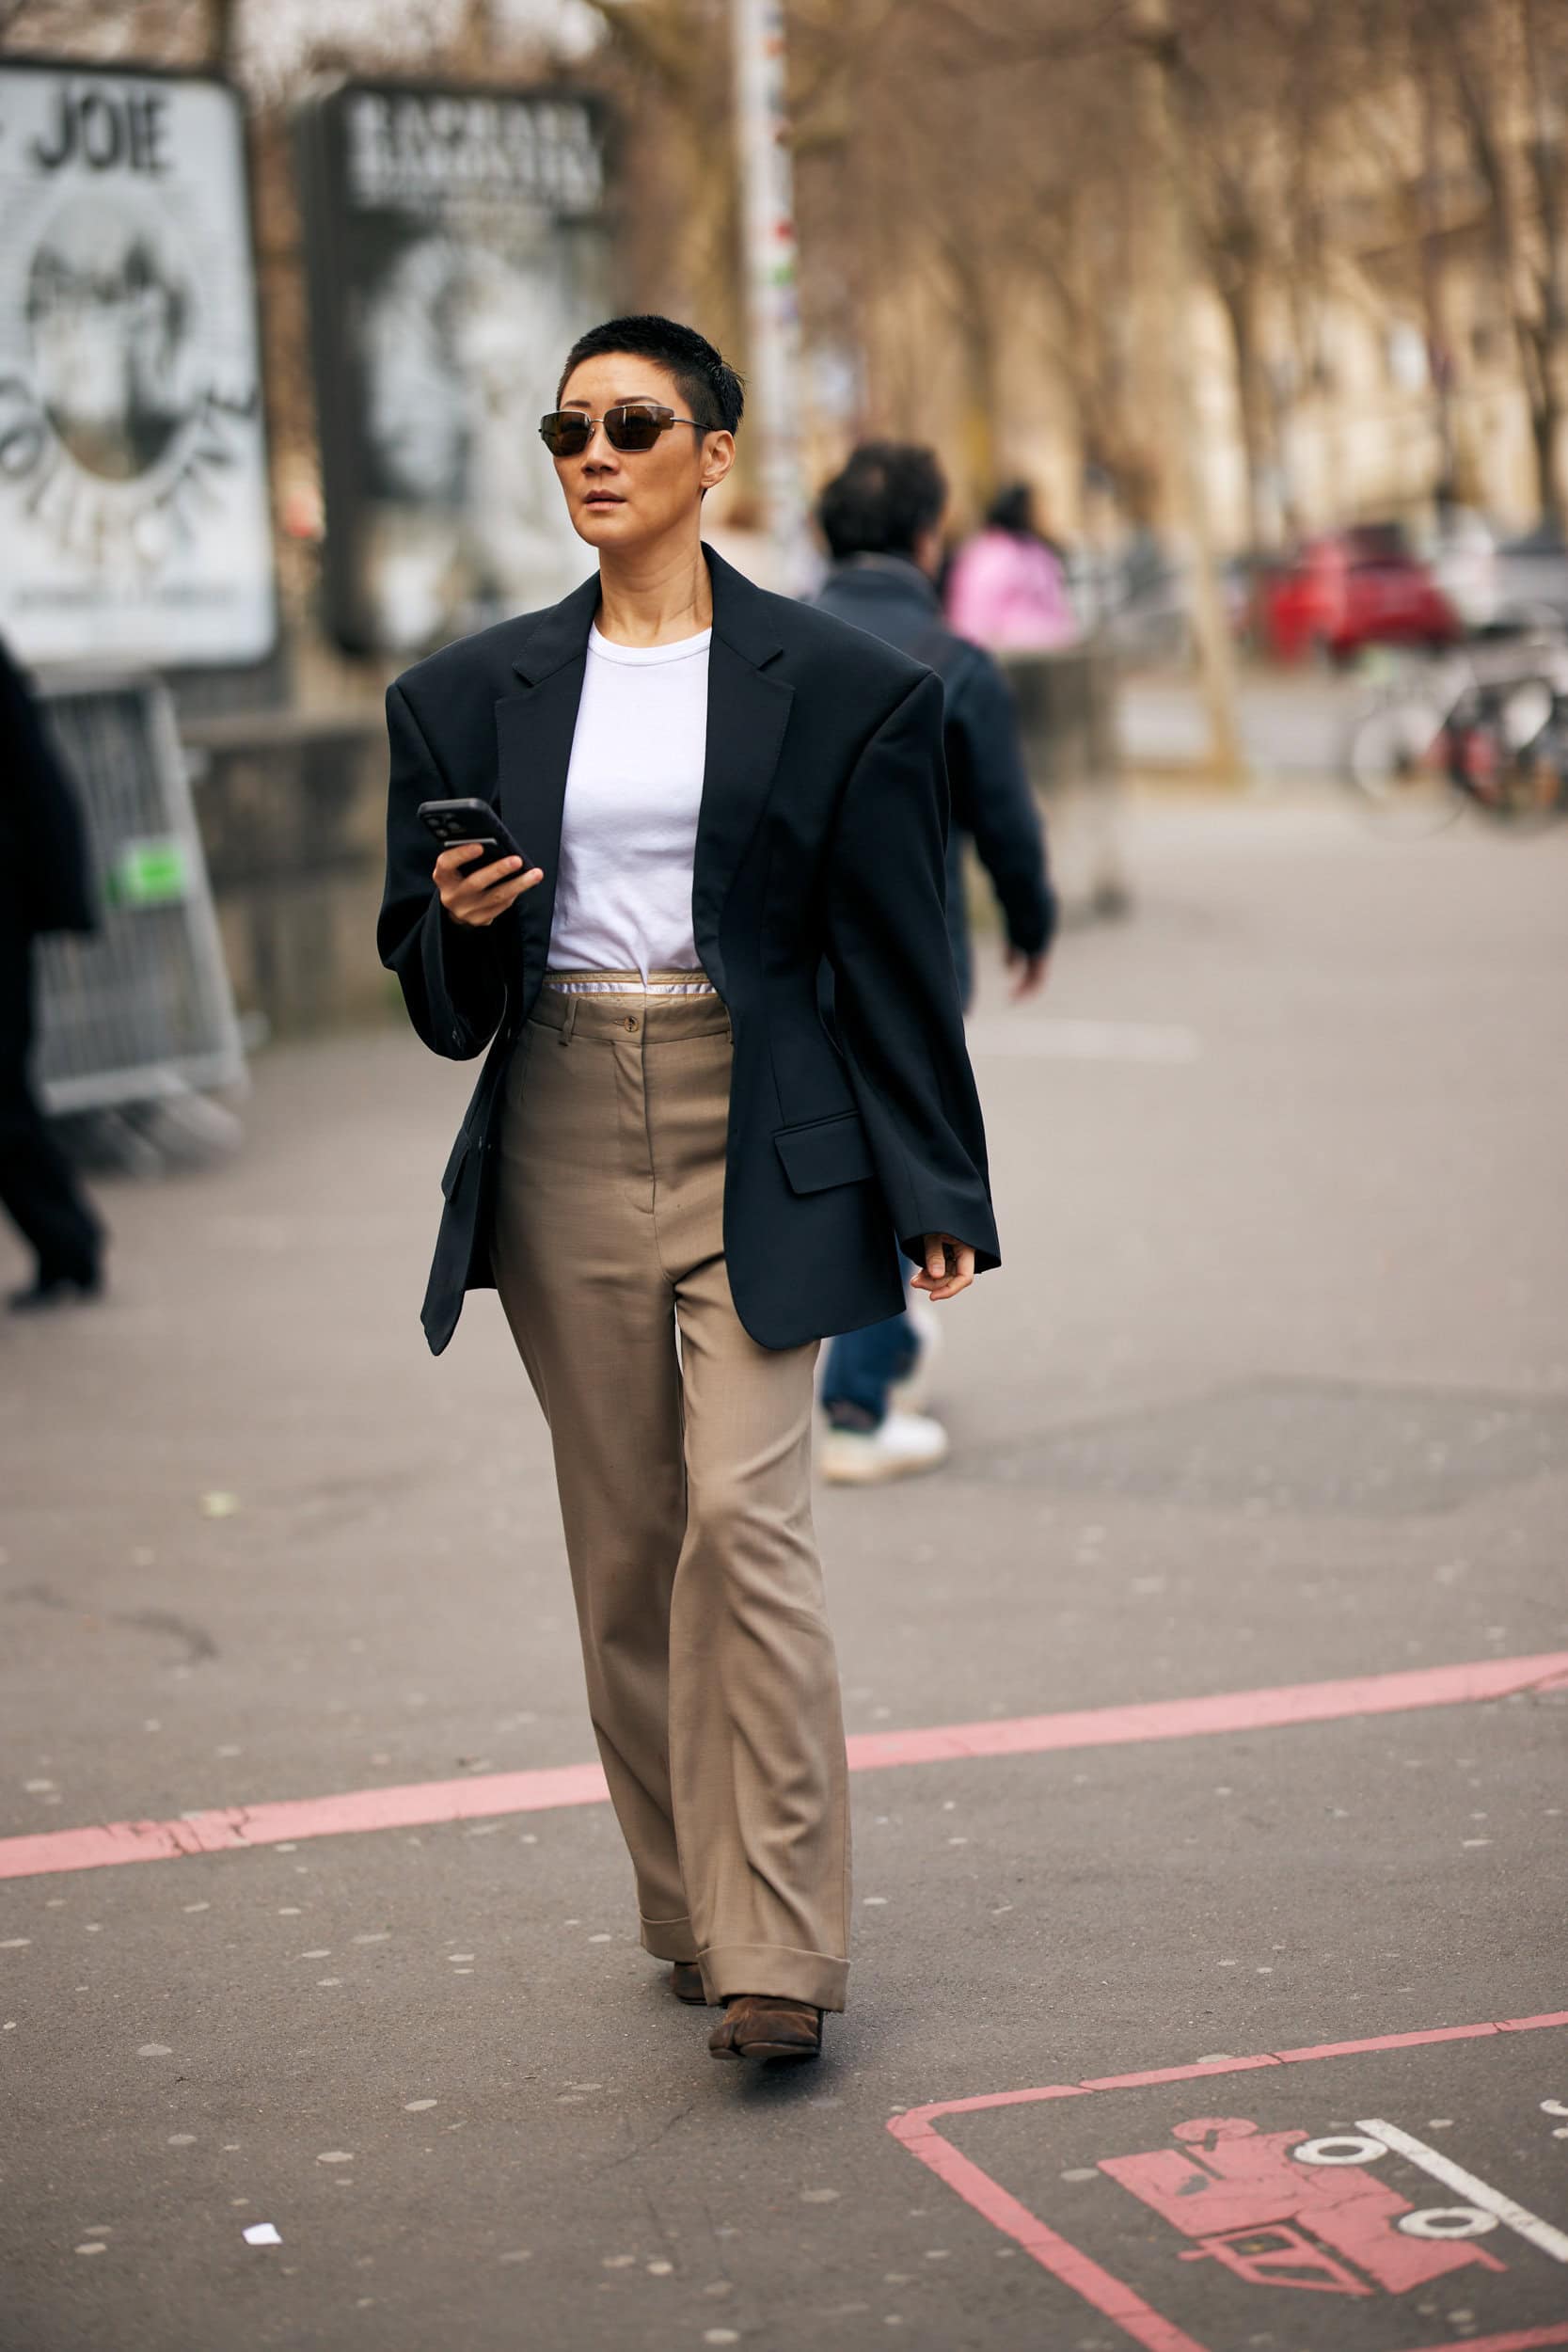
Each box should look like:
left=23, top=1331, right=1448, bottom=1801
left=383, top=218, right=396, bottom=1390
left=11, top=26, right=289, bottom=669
left=812, top=443, right=1056, bottom=1484
left=379, top=316, right=999, bottom=2068
left=946, top=480, right=1079, bottom=652
left=0, top=636, right=104, bottom=1311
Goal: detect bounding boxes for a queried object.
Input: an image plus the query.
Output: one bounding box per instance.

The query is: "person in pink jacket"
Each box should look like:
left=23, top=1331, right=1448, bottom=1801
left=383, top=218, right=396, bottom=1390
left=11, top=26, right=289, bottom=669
left=945, top=482, right=1078, bottom=652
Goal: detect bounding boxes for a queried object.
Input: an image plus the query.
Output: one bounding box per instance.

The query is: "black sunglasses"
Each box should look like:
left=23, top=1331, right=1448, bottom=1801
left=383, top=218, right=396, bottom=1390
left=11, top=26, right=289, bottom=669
left=538, top=402, right=706, bottom=456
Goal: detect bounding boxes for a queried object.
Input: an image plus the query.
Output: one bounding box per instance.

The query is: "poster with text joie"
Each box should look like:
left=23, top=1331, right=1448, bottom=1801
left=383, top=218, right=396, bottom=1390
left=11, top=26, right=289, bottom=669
left=0, top=61, right=276, bottom=668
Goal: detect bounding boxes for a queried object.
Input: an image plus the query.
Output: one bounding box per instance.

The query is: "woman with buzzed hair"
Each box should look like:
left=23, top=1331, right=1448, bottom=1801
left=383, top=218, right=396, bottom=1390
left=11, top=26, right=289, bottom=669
left=380, top=314, right=999, bottom=2068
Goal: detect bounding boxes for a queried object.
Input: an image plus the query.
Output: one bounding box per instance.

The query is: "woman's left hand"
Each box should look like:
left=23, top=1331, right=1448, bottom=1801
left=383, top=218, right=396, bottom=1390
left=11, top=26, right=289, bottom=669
left=911, top=1234, right=975, bottom=1301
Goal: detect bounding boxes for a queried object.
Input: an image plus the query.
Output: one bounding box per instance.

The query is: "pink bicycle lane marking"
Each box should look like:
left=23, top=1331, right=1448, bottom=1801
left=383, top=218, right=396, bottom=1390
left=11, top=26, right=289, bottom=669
left=888, top=2013, right=1568, bottom=2352
left=1, top=1646, right=1564, bottom=1882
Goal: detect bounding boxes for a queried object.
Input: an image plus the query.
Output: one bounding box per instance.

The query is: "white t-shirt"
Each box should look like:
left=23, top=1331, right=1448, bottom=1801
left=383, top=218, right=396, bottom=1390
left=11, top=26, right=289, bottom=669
left=546, top=623, right=711, bottom=977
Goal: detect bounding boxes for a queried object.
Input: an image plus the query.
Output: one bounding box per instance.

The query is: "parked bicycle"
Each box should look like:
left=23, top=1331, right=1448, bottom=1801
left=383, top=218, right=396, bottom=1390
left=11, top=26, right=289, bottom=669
left=1343, top=615, right=1568, bottom=834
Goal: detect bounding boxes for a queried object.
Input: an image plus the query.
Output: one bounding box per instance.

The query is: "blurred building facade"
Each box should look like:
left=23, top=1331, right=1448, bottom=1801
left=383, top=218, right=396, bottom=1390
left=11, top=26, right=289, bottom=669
left=3, top=0, right=1565, bottom=698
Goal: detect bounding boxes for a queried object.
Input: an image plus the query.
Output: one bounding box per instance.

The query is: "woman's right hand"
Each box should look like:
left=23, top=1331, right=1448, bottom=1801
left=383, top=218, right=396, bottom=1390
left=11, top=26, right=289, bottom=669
left=435, top=842, right=545, bottom=929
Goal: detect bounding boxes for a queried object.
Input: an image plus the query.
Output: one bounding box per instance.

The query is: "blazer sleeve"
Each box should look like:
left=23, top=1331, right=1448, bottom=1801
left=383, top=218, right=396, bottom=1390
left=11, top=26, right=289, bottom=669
left=823, top=669, right=1001, bottom=1272
left=376, top=680, right=507, bottom=1060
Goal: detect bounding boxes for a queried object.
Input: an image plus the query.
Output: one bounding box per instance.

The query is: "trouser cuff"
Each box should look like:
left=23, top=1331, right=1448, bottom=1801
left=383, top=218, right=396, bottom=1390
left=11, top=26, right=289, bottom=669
left=639, top=1911, right=699, bottom=1963
left=699, top=1941, right=849, bottom=2013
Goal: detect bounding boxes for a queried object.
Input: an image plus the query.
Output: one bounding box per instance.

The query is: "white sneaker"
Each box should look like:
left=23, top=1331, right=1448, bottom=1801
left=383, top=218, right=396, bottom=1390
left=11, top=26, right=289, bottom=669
left=818, top=1410, right=950, bottom=1486
left=888, top=1296, right=943, bottom=1416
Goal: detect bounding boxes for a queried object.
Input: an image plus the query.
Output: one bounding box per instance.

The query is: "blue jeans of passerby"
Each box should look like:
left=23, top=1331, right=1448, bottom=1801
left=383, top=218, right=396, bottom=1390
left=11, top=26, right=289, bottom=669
left=821, top=915, right=971, bottom=1432
left=821, top=1278, right=918, bottom=1431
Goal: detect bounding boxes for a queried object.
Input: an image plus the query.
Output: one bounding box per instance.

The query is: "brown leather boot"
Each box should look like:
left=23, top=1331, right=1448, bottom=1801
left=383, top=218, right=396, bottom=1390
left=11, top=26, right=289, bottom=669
left=670, top=1962, right=706, bottom=2004
left=707, top=1994, right=822, bottom=2061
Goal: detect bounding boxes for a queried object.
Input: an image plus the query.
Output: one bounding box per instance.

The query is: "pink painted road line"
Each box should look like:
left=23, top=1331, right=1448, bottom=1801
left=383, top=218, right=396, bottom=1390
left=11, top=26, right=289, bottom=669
left=842, top=1648, right=1568, bottom=1769
left=2, top=1647, right=1564, bottom=1883
left=889, top=2013, right=1568, bottom=2352
left=890, top=2122, right=1209, bottom=2352
left=891, top=2013, right=1568, bottom=2135
left=0, top=1760, right=613, bottom=1881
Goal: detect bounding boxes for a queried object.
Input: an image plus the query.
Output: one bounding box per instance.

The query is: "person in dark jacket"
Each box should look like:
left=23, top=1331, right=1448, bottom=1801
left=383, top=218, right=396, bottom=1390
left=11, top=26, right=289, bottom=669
left=0, top=636, right=104, bottom=1311
left=378, top=316, right=998, bottom=2066
left=812, top=443, right=1055, bottom=1482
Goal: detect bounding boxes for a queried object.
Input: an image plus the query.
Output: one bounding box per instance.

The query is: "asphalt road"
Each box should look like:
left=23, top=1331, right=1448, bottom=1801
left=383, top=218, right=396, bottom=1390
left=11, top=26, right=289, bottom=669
left=3, top=795, right=1566, bottom=2352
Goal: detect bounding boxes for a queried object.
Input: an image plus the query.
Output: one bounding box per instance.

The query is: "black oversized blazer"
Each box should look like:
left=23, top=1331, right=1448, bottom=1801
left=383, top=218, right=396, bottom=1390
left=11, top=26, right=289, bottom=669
left=378, top=544, right=1000, bottom=1356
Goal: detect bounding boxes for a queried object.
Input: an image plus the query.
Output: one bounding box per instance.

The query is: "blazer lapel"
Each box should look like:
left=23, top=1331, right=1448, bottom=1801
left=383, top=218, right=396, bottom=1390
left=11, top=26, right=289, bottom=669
left=693, top=548, right=795, bottom=997
left=495, top=570, right=600, bottom=992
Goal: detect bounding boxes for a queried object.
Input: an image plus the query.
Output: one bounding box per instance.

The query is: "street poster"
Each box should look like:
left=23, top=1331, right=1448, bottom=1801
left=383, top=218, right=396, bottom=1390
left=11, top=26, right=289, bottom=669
left=0, top=61, right=276, bottom=668
left=297, top=80, right=612, bottom=656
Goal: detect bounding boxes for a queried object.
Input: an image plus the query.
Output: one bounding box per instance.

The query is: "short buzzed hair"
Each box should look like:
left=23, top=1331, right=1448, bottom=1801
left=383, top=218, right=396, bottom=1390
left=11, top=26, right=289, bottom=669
left=816, top=442, right=947, bottom=560
left=557, top=314, right=745, bottom=435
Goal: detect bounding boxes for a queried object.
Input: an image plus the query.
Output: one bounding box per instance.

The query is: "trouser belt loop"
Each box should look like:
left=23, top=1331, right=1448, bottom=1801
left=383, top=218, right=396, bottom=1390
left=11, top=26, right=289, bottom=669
left=560, top=993, right=578, bottom=1046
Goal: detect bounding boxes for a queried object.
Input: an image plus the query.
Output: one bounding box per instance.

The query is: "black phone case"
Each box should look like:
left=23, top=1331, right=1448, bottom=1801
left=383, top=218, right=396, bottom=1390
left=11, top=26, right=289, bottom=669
left=417, top=799, right=526, bottom=865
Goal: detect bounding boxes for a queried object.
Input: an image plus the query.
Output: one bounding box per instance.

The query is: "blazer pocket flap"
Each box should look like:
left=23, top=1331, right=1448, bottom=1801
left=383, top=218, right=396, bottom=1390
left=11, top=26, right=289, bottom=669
left=440, top=1130, right=472, bottom=1199
left=773, top=1111, right=875, bottom=1196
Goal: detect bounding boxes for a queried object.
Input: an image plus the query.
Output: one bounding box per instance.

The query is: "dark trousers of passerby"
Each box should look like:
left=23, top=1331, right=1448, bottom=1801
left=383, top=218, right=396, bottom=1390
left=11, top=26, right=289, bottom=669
left=820, top=878, right=973, bottom=1432
left=0, top=926, right=102, bottom=1287
left=821, top=1289, right=919, bottom=1429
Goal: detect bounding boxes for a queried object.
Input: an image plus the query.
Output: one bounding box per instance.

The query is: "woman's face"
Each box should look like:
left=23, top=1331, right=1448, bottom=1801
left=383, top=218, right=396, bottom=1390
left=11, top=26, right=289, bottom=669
left=551, top=353, right=733, bottom=553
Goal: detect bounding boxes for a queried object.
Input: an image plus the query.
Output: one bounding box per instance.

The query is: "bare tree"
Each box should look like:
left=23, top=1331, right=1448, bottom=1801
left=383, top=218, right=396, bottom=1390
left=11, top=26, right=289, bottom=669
left=16, top=0, right=1564, bottom=561
left=1429, top=0, right=1568, bottom=530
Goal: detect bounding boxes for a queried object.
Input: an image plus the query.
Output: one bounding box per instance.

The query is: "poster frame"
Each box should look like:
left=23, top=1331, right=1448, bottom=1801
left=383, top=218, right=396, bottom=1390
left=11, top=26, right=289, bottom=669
left=0, top=52, right=279, bottom=673
left=293, top=72, right=616, bottom=660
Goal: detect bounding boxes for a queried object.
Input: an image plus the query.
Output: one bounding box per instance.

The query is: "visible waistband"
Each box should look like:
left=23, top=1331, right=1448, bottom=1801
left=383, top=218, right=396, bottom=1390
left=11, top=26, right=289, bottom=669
left=545, top=969, right=717, bottom=997
left=534, top=969, right=730, bottom=1042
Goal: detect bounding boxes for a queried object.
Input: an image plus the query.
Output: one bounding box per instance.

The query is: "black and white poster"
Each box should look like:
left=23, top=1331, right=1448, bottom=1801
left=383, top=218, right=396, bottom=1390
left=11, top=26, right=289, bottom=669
left=0, top=62, right=276, bottom=667
left=298, top=81, right=611, bottom=656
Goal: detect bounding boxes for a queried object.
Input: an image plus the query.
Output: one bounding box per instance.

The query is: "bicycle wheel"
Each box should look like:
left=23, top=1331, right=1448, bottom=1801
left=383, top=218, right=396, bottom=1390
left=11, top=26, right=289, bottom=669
left=1343, top=694, right=1465, bottom=835
left=1480, top=683, right=1568, bottom=829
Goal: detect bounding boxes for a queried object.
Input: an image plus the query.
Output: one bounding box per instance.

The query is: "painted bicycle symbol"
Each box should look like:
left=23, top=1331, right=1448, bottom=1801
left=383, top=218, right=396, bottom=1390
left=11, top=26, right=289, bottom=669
left=1100, top=2112, right=1568, bottom=2298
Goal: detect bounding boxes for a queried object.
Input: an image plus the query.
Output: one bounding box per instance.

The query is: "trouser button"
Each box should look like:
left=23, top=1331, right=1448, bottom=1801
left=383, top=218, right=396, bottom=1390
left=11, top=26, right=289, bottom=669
left=625, top=1014, right=639, bottom=1030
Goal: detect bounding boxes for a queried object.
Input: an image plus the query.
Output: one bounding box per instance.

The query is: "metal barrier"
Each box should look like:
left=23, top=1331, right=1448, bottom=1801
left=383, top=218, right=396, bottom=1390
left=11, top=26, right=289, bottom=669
left=32, top=674, right=246, bottom=1115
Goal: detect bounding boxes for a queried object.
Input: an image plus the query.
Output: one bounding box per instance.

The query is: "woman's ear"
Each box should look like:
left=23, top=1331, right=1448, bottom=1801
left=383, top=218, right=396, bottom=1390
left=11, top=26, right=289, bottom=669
left=700, top=430, right=736, bottom=495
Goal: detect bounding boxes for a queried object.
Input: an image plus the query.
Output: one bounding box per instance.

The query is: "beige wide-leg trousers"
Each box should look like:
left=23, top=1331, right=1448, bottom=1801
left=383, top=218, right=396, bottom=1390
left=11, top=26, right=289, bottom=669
left=490, top=972, right=850, bottom=2012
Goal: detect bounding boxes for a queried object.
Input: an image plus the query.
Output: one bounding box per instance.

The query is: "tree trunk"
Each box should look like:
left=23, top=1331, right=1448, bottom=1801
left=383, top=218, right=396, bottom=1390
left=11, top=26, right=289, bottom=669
left=1132, top=0, right=1246, bottom=780
left=1418, top=61, right=1458, bottom=497
left=1521, top=0, right=1568, bottom=533
left=1449, top=0, right=1564, bottom=526
left=451, top=0, right=495, bottom=76
left=207, top=0, right=242, bottom=78
left=1528, top=373, right=1557, bottom=528
left=1218, top=271, right=1278, bottom=551
left=953, top=267, right=1004, bottom=510
left=1522, top=324, right=1568, bottom=536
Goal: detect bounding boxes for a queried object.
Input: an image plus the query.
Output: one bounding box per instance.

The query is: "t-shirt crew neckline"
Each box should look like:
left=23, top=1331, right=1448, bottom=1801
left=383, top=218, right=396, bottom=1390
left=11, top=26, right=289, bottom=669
left=588, top=623, right=712, bottom=666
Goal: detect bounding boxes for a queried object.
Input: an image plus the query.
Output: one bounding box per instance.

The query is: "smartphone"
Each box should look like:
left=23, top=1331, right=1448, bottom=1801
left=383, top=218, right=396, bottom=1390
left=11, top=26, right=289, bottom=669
left=417, top=798, right=530, bottom=870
